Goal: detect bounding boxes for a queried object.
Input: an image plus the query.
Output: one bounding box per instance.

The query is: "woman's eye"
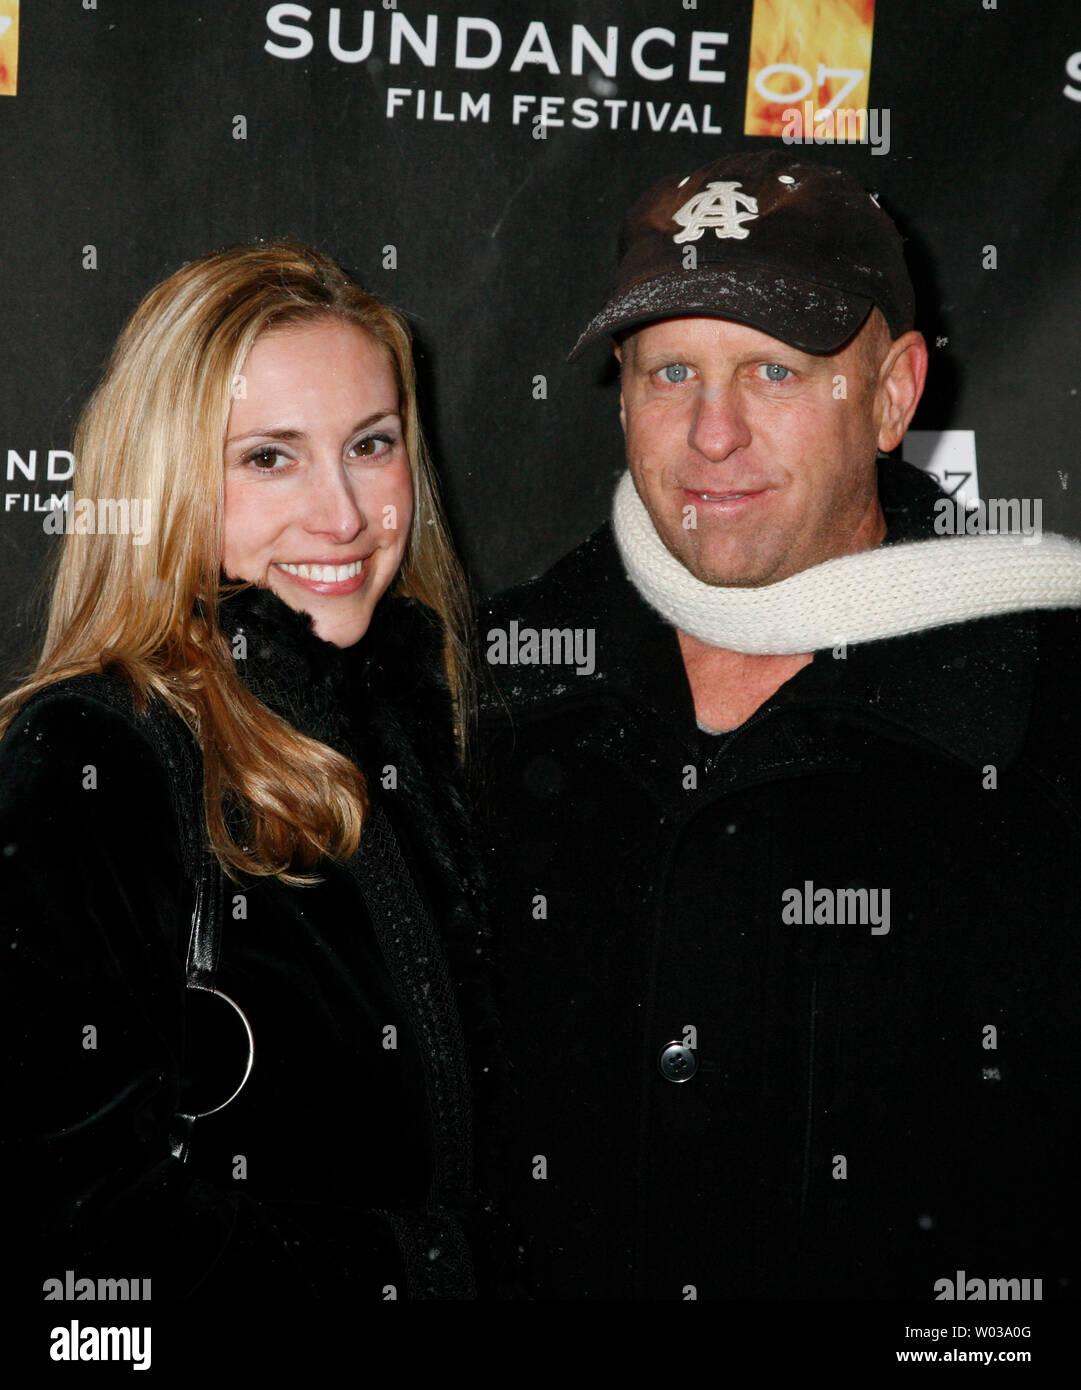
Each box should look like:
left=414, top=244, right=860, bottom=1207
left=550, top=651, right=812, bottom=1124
left=245, top=447, right=290, bottom=471
left=349, top=433, right=393, bottom=459
left=660, top=363, right=691, bottom=384
left=760, top=363, right=792, bottom=382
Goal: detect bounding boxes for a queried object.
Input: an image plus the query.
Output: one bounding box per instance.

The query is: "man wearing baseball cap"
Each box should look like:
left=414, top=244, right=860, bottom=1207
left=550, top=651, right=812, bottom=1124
left=480, top=152, right=1081, bottom=1301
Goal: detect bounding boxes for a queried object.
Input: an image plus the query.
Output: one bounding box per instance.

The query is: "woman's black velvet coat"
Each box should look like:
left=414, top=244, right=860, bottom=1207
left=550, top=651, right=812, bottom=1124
left=0, top=586, right=492, bottom=1301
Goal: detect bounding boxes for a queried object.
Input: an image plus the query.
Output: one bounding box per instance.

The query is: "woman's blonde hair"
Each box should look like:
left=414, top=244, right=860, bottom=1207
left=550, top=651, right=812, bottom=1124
left=0, top=240, right=472, bottom=881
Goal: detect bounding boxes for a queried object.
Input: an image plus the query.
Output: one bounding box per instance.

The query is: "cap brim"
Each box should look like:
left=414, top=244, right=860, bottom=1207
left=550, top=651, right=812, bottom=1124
left=568, top=267, right=873, bottom=361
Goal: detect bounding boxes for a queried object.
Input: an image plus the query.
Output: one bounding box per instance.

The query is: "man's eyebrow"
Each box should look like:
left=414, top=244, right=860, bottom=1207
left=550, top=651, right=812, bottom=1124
left=643, top=347, right=826, bottom=369
left=226, top=409, right=399, bottom=446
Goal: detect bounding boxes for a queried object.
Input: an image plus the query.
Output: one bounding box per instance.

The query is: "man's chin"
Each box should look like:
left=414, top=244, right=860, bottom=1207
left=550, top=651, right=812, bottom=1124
left=670, top=546, right=786, bottom=589
left=652, top=522, right=787, bottom=589
left=695, top=571, right=777, bottom=589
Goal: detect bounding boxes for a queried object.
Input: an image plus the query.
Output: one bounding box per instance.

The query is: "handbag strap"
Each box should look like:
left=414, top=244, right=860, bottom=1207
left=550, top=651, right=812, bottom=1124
left=110, top=690, right=226, bottom=995
left=183, top=849, right=226, bottom=991
left=90, top=685, right=225, bottom=995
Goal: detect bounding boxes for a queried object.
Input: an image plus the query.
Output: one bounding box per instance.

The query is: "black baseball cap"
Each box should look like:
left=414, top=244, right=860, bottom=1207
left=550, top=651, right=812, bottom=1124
left=569, top=151, right=915, bottom=359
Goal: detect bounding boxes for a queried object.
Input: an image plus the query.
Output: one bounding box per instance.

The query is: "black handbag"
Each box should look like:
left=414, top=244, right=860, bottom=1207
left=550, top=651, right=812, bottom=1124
left=130, top=698, right=255, bottom=1162
left=27, top=676, right=256, bottom=1161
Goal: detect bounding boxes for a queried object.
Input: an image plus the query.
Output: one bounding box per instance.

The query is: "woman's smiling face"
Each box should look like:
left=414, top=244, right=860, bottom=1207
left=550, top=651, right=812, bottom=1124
left=222, top=317, right=413, bottom=647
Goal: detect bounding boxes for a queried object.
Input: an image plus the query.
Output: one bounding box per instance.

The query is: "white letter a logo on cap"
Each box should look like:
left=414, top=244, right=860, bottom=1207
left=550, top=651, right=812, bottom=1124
left=672, top=181, right=759, bottom=243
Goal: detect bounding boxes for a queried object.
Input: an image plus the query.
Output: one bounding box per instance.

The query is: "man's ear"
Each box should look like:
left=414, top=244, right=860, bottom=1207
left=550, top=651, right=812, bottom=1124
left=613, top=340, right=626, bottom=434
left=876, top=331, right=928, bottom=453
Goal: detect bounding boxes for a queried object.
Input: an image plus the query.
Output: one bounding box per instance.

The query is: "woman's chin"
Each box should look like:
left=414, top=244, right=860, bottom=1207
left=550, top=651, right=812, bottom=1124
left=287, top=591, right=380, bottom=648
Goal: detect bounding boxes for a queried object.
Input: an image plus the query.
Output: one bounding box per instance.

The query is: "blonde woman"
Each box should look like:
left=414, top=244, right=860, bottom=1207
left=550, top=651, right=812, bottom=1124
left=0, top=242, right=490, bottom=1303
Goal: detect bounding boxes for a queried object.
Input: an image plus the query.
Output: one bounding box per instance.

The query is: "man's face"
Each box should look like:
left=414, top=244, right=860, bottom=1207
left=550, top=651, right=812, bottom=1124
left=617, top=315, right=897, bottom=587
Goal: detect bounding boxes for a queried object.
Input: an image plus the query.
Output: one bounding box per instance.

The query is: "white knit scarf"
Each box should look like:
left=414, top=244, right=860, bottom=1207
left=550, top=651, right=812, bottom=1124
left=612, top=470, right=1081, bottom=655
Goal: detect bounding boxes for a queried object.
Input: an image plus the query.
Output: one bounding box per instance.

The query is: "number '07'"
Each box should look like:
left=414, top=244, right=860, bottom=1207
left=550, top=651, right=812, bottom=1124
left=754, top=63, right=864, bottom=112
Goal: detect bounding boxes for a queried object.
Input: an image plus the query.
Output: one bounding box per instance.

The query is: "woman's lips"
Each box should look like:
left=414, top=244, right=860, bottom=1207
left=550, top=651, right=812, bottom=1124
left=273, top=557, right=369, bottom=595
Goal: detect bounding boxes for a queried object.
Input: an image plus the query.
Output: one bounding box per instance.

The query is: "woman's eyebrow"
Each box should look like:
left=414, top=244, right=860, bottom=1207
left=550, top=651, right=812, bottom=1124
left=226, top=409, right=400, bottom=446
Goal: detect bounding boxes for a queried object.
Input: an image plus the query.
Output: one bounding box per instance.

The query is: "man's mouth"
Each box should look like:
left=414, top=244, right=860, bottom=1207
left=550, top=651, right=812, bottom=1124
left=684, top=487, right=769, bottom=506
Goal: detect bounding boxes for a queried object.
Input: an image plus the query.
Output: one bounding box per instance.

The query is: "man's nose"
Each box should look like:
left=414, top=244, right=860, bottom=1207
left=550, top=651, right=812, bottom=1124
left=302, top=458, right=368, bottom=542
left=688, top=383, right=752, bottom=461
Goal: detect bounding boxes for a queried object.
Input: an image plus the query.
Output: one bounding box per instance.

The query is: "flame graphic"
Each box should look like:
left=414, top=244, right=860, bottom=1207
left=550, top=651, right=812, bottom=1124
left=744, top=0, right=875, bottom=138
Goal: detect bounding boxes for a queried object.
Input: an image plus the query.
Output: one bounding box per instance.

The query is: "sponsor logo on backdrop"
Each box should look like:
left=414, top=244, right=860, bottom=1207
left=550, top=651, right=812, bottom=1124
left=4, top=453, right=150, bottom=546
left=745, top=0, right=876, bottom=144
left=904, top=430, right=980, bottom=510
left=263, top=8, right=732, bottom=135
left=0, top=0, right=18, bottom=97
left=4, top=446, right=74, bottom=513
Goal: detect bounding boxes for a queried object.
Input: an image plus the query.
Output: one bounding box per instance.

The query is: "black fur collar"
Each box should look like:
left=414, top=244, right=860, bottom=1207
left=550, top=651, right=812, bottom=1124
left=217, top=583, right=452, bottom=772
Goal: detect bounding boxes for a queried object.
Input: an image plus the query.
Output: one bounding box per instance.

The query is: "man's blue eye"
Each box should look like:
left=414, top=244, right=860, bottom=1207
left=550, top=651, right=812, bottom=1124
left=763, top=363, right=791, bottom=381
left=662, top=364, right=690, bottom=383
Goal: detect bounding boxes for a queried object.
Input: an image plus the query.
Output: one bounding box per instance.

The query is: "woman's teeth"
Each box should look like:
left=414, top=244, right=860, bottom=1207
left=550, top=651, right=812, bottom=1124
left=278, top=560, right=364, bottom=582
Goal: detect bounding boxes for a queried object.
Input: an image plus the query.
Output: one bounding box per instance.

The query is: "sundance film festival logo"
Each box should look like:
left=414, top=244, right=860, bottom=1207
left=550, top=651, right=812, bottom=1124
left=5, top=444, right=73, bottom=513
left=265, top=10, right=732, bottom=136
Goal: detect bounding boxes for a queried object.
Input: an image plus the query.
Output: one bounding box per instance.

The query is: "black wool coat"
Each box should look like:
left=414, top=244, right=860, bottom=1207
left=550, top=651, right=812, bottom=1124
left=0, top=586, right=493, bottom=1302
left=479, top=458, right=1081, bottom=1301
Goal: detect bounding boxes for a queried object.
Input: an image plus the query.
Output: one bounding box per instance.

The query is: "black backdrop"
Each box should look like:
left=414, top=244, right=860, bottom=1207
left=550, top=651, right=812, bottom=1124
left=3, top=0, right=1081, bottom=679
left=3, top=0, right=1081, bottom=1351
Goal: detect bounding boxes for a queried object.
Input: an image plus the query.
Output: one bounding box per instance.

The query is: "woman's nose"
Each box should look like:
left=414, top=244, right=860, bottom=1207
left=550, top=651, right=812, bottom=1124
left=301, top=460, right=368, bottom=543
